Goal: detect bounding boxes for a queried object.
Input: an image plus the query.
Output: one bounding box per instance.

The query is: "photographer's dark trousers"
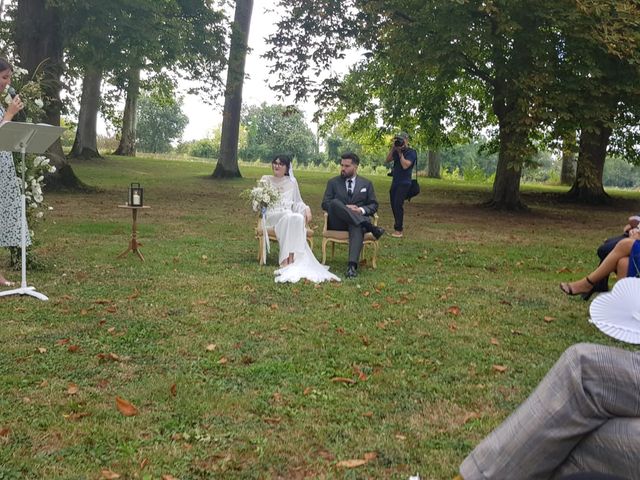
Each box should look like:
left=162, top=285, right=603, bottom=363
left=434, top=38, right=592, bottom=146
left=390, top=182, right=411, bottom=232
left=595, top=234, right=627, bottom=292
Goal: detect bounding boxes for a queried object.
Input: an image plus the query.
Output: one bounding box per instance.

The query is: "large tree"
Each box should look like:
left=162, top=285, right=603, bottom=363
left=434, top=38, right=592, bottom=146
left=136, top=89, right=188, bottom=154
left=12, top=0, right=86, bottom=189
left=212, top=0, right=254, bottom=178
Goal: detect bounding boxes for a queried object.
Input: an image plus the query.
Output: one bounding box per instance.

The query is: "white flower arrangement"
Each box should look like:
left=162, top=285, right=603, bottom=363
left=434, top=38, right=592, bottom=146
left=15, top=154, right=55, bottom=214
left=242, top=178, right=281, bottom=212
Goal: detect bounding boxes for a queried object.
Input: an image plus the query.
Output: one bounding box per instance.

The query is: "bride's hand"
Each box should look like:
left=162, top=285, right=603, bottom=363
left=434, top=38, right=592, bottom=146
left=304, top=208, right=312, bottom=224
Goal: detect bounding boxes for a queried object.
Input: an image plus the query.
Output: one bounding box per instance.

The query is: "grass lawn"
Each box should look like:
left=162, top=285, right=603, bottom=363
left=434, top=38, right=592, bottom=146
left=1, top=155, right=637, bottom=479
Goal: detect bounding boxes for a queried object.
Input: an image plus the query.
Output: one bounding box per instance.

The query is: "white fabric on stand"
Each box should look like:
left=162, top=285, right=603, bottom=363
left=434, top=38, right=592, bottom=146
left=260, top=174, right=340, bottom=283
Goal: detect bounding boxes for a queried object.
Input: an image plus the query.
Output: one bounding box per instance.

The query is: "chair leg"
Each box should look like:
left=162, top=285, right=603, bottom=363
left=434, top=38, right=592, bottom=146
left=371, top=241, right=378, bottom=269
left=257, top=236, right=262, bottom=264
left=322, top=238, right=328, bottom=264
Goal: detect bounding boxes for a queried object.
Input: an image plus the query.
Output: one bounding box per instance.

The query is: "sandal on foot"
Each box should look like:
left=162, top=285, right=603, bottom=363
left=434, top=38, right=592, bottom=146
left=0, top=280, right=15, bottom=287
left=581, top=276, right=596, bottom=301
left=559, top=282, right=574, bottom=295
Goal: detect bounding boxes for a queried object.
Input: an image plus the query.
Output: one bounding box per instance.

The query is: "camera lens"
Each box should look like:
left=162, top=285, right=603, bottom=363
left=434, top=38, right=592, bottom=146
left=394, top=139, right=403, bottom=147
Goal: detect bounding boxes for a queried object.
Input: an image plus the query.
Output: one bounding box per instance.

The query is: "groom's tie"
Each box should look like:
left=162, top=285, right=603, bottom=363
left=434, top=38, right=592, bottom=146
left=347, top=178, right=353, bottom=198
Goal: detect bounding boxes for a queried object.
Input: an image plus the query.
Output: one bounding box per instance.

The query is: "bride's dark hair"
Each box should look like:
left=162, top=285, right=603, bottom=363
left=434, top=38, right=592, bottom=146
left=272, top=154, right=292, bottom=175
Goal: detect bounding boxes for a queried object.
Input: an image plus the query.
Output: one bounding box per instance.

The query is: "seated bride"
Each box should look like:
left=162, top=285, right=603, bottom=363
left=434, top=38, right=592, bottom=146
left=260, top=155, right=340, bottom=283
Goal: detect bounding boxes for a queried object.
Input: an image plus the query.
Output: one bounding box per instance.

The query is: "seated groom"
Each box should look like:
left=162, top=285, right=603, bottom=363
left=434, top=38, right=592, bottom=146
left=321, top=152, right=384, bottom=278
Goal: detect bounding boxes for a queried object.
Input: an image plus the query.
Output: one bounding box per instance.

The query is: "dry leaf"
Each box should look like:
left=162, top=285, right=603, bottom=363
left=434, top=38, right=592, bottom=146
left=161, top=475, right=178, bottom=480
left=490, top=337, right=500, bottom=346
left=67, top=383, right=79, bottom=395
left=94, top=299, right=111, bottom=305
left=362, top=411, right=373, bottom=418
left=336, top=459, right=367, bottom=468
left=447, top=306, right=461, bottom=315
left=331, top=377, right=356, bottom=385
left=263, top=416, right=281, bottom=424
left=362, top=290, right=370, bottom=297
left=56, top=338, right=70, bottom=346
left=170, top=383, right=177, bottom=397
left=37, top=347, right=47, bottom=354
left=371, top=302, right=381, bottom=309
left=140, top=458, right=149, bottom=469
left=462, top=411, right=480, bottom=424
left=270, top=303, right=279, bottom=310
left=115, top=396, right=138, bottom=416
left=303, top=387, right=313, bottom=396
left=556, top=267, right=571, bottom=273
left=492, top=365, right=508, bottom=373
left=97, top=352, right=121, bottom=362
left=353, top=365, right=368, bottom=381
left=499, top=299, right=512, bottom=306
left=543, top=316, right=556, bottom=323
left=107, top=327, right=116, bottom=333
left=363, top=452, right=378, bottom=461
left=218, top=357, right=228, bottom=365
left=101, top=469, right=121, bottom=479
left=448, top=322, right=458, bottom=332
left=395, top=434, right=407, bottom=440
left=105, top=306, right=117, bottom=313
left=63, top=412, right=91, bottom=421
left=67, top=345, right=80, bottom=353
left=127, top=289, right=140, bottom=300
left=0, top=427, right=10, bottom=437
left=205, top=344, right=217, bottom=351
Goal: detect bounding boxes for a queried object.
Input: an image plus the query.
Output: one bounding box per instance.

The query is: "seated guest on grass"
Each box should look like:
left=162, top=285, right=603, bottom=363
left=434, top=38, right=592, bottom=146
left=260, top=155, right=339, bottom=283
left=560, top=229, right=640, bottom=299
left=591, top=214, right=640, bottom=294
left=456, top=343, right=639, bottom=480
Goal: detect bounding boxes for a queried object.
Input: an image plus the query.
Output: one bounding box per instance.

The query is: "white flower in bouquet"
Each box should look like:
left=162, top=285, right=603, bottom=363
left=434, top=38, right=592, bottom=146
left=241, top=178, right=281, bottom=212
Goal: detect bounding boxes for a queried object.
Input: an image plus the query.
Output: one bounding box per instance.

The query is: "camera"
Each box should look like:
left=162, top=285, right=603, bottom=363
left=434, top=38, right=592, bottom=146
left=393, top=137, right=404, bottom=147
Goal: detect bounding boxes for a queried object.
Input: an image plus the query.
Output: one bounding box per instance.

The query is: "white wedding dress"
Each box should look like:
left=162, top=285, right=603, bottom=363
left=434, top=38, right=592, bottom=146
left=261, top=175, right=340, bottom=283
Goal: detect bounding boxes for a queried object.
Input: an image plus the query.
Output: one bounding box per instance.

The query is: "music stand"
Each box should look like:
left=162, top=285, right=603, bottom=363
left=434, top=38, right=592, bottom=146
left=0, top=122, right=64, bottom=301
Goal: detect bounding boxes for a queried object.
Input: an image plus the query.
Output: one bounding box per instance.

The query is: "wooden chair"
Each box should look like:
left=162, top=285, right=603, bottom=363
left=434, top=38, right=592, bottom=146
left=255, top=217, right=314, bottom=265
left=321, top=212, right=379, bottom=268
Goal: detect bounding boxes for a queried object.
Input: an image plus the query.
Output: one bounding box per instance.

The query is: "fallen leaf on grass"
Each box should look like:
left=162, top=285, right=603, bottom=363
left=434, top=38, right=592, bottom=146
left=462, top=411, right=480, bottom=424
left=490, top=337, right=500, bottom=346
left=362, top=411, right=373, bottom=418
left=395, top=434, right=407, bottom=440
left=63, top=412, right=91, bottom=421
left=371, top=302, right=381, bottom=309
left=161, top=475, right=178, bottom=480
left=363, top=452, right=378, bottom=461
left=97, top=353, right=121, bottom=362
left=303, top=387, right=313, bottom=395
left=218, top=357, right=228, bottom=365
left=115, top=396, right=138, bottom=416
left=170, top=384, right=177, bottom=397
left=94, top=299, right=112, bottom=305
left=447, top=306, right=461, bottom=316
left=56, top=338, right=70, bottom=346
left=352, top=365, right=368, bottom=381
left=105, top=306, right=117, bottom=314
left=67, top=383, right=79, bottom=395
left=194, top=299, right=208, bottom=305
left=127, top=289, right=140, bottom=300
left=543, top=316, right=556, bottom=323
left=263, top=416, right=281, bottom=425
left=448, top=322, right=458, bottom=332
left=140, top=458, right=149, bottom=469
left=0, top=427, right=10, bottom=437
left=556, top=267, right=572, bottom=273
left=67, top=345, right=80, bottom=353
left=101, top=469, right=121, bottom=479
left=331, top=377, right=356, bottom=385
left=205, top=344, right=217, bottom=352
left=336, top=459, right=367, bottom=468
left=37, top=347, right=47, bottom=354
left=492, top=365, right=508, bottom=373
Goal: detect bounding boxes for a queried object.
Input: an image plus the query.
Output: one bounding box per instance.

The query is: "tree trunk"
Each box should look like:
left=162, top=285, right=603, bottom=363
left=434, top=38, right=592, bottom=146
left=427, top=150, right=440, bottom=178
left=113, top=67, right=141, bottom=157
left=69, top=67, right=103, bottom=160
left=212, top=0, right=254, bottom=179
left=566, top=124, right=611, bottom=203
left=559, top=130, right=577, bottom=185
left=15, top=0, right=88, bottom=190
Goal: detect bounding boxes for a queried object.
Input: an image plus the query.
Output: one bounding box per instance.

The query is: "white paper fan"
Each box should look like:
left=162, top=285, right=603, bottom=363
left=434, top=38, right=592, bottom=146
left=589, top=277, right=640, bottom=344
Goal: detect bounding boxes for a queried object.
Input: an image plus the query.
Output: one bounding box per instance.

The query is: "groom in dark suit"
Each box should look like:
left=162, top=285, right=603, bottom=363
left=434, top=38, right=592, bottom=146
left=322, top=152, right=384, bottom=278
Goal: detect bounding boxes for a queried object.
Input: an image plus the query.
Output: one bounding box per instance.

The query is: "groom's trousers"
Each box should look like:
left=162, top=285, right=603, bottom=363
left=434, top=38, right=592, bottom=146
left=460, top=343, right=640, bottom=480
left=325, top=198, right=368, bottom=264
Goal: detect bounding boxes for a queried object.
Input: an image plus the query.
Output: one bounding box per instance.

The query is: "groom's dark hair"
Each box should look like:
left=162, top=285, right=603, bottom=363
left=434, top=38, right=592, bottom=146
left=341, top=152, right=360, bottom=165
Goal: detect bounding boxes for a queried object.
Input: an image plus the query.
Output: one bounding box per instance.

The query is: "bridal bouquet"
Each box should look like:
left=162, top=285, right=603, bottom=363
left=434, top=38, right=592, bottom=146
left=242, top=179, right=280, bottom=212
left=3, top=65, right=47, bottom=123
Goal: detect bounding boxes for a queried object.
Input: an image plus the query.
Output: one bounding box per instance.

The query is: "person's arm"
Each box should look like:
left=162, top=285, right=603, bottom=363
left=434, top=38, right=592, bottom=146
left=385, top=148, right=395, bottom=163
left=360, top=180, right=378, bottom=216
left=291, top=179, right=312, bottom=223
left=400, top=148, right=417, bottom=170
left=2, top=95, right=23, bottom=123
left=321, top=179, right=335, bottom=212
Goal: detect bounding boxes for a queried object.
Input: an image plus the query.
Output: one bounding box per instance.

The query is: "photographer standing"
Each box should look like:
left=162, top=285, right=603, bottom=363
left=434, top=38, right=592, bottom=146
left=385, top=132, right=417, bottom=238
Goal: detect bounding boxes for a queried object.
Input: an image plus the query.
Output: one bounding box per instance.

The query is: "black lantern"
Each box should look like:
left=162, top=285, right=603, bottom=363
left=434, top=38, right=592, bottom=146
left=128, top=183, right=144, bottom=207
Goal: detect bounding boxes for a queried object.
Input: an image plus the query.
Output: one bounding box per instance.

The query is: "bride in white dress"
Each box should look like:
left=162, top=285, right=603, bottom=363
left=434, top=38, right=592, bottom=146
left=261, top=155, right=340, bottom=283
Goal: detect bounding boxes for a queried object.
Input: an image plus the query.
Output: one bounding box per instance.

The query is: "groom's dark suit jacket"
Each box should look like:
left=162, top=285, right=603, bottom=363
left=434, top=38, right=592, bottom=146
left=321, top=175, right=379, bottom=229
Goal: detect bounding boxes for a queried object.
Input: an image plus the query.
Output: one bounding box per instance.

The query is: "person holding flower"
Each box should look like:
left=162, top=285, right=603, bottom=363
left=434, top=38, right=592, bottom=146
left=258, top=154, right=339, bottom=283
left=0, top=58, right=29, bottom=286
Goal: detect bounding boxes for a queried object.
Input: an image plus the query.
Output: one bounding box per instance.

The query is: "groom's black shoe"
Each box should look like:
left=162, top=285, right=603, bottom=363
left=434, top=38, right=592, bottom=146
left=345, top=263, right=358, bottom=278
left=362, top=222, right=385, bottom=240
